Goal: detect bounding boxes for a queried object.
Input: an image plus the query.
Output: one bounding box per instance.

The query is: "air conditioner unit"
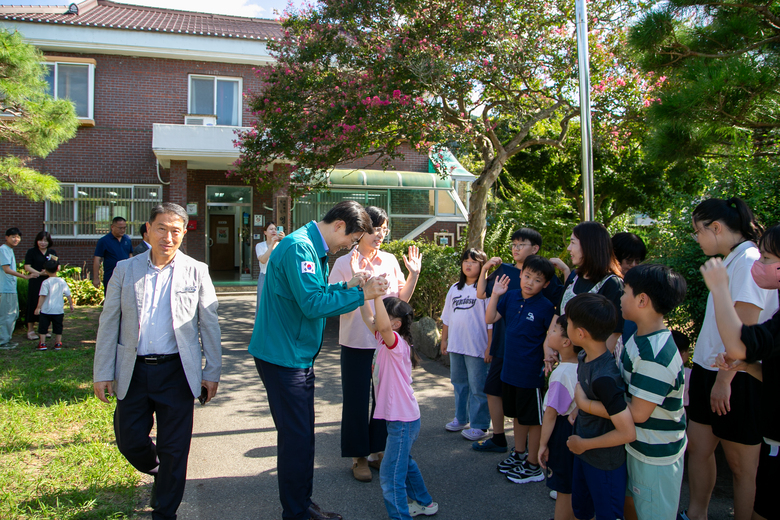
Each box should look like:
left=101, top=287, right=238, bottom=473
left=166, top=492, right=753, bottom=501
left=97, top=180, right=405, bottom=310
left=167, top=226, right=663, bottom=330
left=184, top=115, right=217, bottom=126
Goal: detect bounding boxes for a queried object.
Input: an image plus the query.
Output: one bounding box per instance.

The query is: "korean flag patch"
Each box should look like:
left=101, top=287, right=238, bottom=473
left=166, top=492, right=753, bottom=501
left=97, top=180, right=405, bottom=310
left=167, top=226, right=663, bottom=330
left=301, top=261, right=316, bottom=274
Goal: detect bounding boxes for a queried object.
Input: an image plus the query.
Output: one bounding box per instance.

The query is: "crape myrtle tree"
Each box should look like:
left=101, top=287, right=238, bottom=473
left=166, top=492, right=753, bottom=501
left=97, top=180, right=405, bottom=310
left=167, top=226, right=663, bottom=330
left=0, top=29, right=78, bottom=202
left=630, top=0, right=780, bottom=161
left=234, top=0, right=655, bottom=249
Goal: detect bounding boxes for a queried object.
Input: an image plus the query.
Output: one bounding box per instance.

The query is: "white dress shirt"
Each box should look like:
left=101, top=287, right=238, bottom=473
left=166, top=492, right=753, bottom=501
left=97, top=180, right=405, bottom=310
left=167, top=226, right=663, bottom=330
left=137, top=255, right=178, bottom=356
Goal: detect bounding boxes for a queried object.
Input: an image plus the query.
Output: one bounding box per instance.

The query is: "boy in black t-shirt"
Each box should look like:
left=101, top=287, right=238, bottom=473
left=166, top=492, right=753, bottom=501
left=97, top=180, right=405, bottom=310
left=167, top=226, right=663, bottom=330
left=565, top=294, right=636, bottom=520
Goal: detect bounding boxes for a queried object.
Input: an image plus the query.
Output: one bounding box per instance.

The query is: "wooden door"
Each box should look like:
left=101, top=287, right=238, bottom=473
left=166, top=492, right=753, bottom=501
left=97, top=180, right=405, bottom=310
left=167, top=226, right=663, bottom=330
left=209, top=214, right=234, bottom=271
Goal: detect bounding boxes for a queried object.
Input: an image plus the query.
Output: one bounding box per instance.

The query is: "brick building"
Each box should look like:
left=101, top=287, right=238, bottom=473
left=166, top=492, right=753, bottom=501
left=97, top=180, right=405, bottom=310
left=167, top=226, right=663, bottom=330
left=0, top=0, right=471, bottom=284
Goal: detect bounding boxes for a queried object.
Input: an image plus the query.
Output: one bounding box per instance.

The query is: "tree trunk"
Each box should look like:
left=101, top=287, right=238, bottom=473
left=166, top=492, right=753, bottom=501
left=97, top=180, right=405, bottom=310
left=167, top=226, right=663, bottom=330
left=466, top=154, right=508, bottom=250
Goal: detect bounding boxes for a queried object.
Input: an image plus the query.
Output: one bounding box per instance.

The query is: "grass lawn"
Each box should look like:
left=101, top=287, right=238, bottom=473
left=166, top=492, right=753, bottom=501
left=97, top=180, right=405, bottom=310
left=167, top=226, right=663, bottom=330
left=0, top=306, right=149, bottom=520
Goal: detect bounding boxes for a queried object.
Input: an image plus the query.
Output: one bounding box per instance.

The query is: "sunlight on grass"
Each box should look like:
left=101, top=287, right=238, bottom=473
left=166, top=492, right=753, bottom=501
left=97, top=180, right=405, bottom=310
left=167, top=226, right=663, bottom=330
left=0, top=306, right=147, bottom=519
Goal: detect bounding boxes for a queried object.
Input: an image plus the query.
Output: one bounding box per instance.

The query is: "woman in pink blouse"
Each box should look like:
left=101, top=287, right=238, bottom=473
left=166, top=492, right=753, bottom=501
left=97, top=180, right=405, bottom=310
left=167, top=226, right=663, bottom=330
left=328, top=206, right=422, bottom=482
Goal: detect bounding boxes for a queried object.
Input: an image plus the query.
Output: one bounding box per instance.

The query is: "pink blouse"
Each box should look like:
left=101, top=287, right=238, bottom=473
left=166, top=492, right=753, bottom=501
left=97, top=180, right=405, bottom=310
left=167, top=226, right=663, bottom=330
left=329, top=249, right=407, bottom=349
left=373, top=331, right=420, bottom=422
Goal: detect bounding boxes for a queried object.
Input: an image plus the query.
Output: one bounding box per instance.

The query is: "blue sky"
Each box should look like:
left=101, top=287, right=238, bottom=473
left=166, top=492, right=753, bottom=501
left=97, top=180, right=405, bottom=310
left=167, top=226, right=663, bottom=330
left=0, top=0, right=310, bottom=19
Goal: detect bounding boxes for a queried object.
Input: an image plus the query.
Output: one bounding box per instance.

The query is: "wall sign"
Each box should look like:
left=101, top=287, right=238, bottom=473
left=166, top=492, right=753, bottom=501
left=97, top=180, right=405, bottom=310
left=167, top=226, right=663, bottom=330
left=186, top=203, right=198, bottom=216
left=216, top=226, right=229, bottom=243
left=254, top=214, right=264, bottom=227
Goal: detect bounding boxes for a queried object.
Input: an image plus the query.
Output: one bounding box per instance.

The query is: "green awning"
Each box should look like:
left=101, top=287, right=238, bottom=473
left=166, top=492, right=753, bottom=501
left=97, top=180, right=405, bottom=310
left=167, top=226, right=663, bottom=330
left=328, top=169, right=452, bottom=189
left=428, top=147, right=477, bottom=181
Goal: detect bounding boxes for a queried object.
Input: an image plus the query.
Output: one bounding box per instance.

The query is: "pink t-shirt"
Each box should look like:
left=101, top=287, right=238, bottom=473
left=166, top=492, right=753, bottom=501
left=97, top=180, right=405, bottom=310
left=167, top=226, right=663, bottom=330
left=373, top=331, right=420, bottom=422
left=329, top=249, right=406, bottom=349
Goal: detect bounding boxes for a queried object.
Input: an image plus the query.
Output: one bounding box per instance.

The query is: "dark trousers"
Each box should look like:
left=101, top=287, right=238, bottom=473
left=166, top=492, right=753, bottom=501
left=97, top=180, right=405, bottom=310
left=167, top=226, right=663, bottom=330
left=255, top=357, right=315, bottom=520
left=340, top=346, right=387, bottom=457
left=114, top=359, right=194, bottom=520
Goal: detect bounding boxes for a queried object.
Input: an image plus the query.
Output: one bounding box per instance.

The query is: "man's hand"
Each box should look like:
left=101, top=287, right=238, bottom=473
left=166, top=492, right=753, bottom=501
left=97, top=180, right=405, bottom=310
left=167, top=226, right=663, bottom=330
left=347, top=272, right=369, bottom=289
left=363, top=274, right=389, bottom=300
left=484, top=345, right=492, bottom=364
left=566, top=435, right=586, bottom=455
left=201, top=380, right=219, bottom=404
left=440, top=338, right=448, bottom=356
left=34, top=308, right=41, bottom=315
left=69, top=302, right=75, bottom=312
left=26, top=272, right=39, bottom=280
left=94, top=381, right=114, bottom=403
left=403, top=245, right=422, bottom=276
left=92, top=279, right=101, bottom=289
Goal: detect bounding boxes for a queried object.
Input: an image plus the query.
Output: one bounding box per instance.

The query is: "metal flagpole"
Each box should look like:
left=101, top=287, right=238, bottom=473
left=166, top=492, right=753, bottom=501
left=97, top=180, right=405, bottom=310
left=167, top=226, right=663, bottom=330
left=575, top=0, right=594, bottom=221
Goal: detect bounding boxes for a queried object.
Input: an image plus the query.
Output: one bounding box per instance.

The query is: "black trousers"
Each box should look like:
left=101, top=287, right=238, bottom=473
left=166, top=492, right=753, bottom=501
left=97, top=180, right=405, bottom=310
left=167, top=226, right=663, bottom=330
left=255, top=357, right=315, bottom=520
left=114, top=358, right=194, bottom=520
left=340, top=346, right=387, bottom=457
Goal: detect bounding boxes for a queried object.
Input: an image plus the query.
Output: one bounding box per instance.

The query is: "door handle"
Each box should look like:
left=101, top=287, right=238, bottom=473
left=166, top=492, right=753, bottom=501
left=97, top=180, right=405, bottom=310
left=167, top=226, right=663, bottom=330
left=208, top=237, right=214, bottom=247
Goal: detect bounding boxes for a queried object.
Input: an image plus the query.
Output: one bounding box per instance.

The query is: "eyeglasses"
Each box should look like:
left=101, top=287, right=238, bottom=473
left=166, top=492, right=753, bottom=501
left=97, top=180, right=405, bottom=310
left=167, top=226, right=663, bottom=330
left=374, top=227, right=390, bottom=237
left=690, top=225, right=708, bottom=241
left=351, top=233, right=365, bottom=247
left=511, top=243, right=532, bottom=250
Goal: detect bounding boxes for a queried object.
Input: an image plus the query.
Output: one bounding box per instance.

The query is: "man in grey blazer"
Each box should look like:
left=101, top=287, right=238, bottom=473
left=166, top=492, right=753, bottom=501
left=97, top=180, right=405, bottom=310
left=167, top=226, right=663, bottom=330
left=94, top=202, right=221, bottom=520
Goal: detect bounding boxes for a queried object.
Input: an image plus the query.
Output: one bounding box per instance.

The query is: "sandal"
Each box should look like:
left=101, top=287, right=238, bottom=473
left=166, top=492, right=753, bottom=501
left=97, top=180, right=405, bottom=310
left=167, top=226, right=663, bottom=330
left=27, top=331, right=38, bottom=341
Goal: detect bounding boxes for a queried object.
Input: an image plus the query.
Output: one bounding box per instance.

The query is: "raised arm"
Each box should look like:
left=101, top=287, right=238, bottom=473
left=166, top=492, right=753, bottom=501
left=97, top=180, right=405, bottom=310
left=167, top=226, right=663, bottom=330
left=398, top=245, right=421, bottom=302
left=485, top=274, right=509, bottom=324
left=372, top=294, right=396, bottom=347
left=477, top=257, right=501, bottom=299
left=699, top=257, right=749, bottom=359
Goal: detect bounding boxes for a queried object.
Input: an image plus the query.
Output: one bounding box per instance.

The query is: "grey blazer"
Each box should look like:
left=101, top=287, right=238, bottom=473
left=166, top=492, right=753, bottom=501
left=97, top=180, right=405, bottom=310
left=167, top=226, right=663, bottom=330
left=93, top=249, right=222, bottom=400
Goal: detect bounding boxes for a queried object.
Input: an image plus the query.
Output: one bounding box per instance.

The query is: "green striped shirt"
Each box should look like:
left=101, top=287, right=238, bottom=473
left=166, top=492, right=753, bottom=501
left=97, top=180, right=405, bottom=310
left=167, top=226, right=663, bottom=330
left=619, top=329, right=687, bottom=465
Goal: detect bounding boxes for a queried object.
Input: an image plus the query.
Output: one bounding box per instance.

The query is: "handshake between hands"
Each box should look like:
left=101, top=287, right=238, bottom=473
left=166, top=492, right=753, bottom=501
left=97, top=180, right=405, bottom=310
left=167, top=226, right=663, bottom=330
left=347, top=250, right=389, bottom=300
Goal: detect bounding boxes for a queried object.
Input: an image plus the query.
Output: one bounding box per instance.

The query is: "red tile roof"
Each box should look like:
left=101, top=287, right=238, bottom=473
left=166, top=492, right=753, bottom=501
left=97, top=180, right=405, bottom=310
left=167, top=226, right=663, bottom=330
left=0, top=0, right=283, bottom=41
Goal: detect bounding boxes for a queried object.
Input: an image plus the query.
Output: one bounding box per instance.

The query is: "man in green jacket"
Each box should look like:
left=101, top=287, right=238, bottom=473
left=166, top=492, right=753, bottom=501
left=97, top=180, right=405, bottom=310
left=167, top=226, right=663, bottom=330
left=249, top=201, right=388, bottom=520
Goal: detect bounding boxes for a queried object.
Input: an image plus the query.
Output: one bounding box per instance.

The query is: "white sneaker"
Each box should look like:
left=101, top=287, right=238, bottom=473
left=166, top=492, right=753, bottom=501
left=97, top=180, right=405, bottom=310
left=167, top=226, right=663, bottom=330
left=460, top=428, right=489, bottom=441
left=445, top=418, right=468, bottom=432
left=408, top=500, right=438, bottom=517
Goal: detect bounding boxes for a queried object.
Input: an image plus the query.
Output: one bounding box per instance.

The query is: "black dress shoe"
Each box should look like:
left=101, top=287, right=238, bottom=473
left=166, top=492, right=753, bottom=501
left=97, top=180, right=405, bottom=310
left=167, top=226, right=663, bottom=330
left=150, top=474, right=159, bottom=509
left=307, top=502, right=343, bottom=520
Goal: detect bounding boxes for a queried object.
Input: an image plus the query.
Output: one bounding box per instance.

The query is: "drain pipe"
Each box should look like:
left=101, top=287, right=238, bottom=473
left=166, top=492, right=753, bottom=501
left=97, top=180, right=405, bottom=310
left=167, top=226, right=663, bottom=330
left=156, top=159, right=170, bottom=185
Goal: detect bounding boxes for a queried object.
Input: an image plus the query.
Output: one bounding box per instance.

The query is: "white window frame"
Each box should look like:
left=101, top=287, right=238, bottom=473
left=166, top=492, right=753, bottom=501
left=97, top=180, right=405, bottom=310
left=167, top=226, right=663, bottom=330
left=45, top=183, right=163, bottom=239
left=43, top=58, right=95, bottom=121
left=187, top=74, right=243, bottom=126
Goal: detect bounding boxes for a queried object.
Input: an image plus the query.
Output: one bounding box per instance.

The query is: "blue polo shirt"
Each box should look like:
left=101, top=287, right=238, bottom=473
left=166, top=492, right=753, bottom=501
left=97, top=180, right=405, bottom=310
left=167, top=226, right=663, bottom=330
left=497, top=290, right=554, bottom=388
left=94, top=233, right=132, bottom=284
left=485, top=263, right=563, bottom=357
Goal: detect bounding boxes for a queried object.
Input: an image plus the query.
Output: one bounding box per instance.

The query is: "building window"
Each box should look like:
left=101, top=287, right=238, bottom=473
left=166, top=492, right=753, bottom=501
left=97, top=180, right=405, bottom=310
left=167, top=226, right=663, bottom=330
left=188, top=75, right=242, bottom=126
left=43, top=59, right=95, bottom=120
left=45, top=184, right=163, bottom=238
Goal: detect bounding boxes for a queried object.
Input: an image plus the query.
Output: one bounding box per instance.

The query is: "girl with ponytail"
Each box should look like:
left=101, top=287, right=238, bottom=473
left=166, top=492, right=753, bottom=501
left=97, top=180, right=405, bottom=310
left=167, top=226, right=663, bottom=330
left=683, top=197, right=779, bottom=520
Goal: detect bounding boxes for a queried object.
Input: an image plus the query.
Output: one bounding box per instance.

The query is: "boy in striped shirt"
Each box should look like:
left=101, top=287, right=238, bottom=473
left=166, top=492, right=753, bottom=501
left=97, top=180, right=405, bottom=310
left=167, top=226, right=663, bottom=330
left=577, top=263, right=688, bottom=519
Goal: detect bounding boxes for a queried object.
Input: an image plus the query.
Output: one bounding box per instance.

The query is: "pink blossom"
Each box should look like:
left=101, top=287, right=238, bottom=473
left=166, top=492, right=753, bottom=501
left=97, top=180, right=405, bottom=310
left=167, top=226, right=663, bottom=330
left=392, top=89, right=402, bottom=99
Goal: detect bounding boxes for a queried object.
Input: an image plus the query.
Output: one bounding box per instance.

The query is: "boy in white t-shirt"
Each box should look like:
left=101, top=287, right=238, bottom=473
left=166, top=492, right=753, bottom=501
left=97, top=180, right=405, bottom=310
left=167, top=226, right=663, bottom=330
left=34, top=260, right=73, bottom=351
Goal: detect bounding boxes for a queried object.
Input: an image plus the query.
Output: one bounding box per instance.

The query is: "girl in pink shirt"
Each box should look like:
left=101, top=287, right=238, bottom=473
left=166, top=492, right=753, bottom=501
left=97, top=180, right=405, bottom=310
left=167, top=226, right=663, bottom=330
left=360, top=296, right=438, bottom=519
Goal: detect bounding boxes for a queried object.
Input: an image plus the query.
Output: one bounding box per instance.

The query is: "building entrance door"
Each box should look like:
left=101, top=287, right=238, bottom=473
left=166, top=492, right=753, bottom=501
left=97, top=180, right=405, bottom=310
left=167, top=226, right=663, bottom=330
left=209, top=214, right=234, bottom=271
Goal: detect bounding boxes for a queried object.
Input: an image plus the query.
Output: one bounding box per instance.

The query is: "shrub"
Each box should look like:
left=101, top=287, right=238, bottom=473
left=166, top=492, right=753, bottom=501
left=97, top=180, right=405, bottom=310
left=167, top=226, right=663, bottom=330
left=59, top=264, right=104, bottom=306
left=381, top=239, right=462, bottom=320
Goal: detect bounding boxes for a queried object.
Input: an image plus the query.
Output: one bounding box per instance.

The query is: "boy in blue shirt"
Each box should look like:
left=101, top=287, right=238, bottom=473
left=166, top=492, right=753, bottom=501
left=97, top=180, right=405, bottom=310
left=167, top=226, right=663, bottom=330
left=486, top=255, right=556, bottom=483
left=474, top=229, right=563, bottom=454
left=565, top=293, right=636, bottom=520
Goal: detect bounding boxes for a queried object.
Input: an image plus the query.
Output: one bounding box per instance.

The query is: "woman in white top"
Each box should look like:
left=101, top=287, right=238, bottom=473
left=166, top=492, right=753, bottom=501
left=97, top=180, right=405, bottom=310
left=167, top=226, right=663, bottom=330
left=328, top=206, right=422, bottom=482
left=684, top=197, right=778, bottom=520
left=255, top=221, right=284, bottom=309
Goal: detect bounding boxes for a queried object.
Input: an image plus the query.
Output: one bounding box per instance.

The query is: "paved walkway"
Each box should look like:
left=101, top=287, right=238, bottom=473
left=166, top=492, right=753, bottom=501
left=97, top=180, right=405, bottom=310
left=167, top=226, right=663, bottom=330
left=173, top=295, right=732, bottom=519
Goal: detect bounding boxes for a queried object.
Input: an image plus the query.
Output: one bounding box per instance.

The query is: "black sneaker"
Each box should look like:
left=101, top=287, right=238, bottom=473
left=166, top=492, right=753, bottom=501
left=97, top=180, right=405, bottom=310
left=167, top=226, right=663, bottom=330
left=505, top=460, right=544, bottom=483
left=497, top=449, right=527, bottom=473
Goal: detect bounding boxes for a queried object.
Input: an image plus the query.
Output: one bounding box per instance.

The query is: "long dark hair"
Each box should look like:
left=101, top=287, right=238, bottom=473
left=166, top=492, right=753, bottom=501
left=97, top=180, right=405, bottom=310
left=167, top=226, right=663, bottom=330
left=383, top=297, right=420, bottom=368
left=458, top=248, right=487, bottom=290
left=573, top=221, right=621, bottom=281
left=692, top=197, right=761, bottom=244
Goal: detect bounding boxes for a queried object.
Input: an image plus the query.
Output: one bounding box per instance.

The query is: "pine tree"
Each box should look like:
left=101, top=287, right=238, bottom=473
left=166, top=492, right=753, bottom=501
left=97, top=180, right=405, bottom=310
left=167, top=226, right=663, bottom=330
left=0, top=29, right=78, bottom=202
